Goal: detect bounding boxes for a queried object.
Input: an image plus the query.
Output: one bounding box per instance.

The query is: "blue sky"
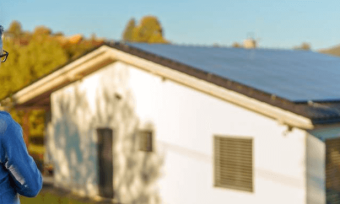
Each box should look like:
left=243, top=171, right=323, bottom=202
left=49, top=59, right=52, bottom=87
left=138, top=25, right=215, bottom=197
left=0, top=0, right=339, bottom=50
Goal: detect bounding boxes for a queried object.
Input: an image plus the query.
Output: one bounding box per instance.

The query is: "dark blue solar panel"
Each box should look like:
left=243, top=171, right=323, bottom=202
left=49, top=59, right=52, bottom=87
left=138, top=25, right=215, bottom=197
left=128, top=43, right=340, bottom=102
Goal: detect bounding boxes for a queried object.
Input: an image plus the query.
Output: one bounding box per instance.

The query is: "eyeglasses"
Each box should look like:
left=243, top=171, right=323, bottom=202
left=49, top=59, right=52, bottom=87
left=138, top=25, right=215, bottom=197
left=0, top=50, right=9, bottom=63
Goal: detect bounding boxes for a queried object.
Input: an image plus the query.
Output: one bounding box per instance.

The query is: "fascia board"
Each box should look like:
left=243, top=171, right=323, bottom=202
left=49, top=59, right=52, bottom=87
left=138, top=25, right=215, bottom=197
left=9, top=46, right=110, bottom=105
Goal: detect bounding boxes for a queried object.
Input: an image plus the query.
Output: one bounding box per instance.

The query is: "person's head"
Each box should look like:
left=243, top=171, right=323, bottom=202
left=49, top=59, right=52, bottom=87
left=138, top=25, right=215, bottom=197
left=0, top=25, right=8, bottom=64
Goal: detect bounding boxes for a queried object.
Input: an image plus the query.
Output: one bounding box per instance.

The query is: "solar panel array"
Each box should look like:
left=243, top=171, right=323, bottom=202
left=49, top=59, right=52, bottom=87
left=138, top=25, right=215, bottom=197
left=128, top=43, right=340, bottom=103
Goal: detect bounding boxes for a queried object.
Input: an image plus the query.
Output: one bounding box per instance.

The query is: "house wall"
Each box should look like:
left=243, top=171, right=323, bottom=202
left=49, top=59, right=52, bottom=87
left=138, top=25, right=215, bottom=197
left=307, top=126, right=340, bottom=204
left=306, top=133, right=325, bottom=204
left=48, top=61, right=307, bottom=204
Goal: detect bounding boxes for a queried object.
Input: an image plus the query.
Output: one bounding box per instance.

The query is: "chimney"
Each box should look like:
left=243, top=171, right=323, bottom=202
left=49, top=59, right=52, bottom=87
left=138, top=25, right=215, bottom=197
left=243, top=38, right=257, bottom=49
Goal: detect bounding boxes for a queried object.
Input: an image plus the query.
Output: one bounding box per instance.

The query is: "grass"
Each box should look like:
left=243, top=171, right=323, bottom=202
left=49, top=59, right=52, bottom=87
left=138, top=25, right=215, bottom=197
left=20, top=192, right=90, bottom=204
left=20, top=184, right=112, bottom=204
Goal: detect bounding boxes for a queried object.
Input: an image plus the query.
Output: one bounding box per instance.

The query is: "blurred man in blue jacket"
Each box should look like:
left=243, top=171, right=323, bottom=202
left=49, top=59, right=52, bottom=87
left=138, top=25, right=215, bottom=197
left=0, top=25, right=43, bottom=203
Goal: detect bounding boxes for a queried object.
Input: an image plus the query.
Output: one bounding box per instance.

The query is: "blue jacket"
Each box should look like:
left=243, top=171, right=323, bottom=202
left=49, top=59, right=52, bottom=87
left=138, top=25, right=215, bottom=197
left=0, top=111, right=42, bottom=203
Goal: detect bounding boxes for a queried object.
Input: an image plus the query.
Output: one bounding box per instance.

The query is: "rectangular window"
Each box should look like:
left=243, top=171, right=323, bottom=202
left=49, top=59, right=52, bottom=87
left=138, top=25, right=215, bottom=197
left=214, top=136, right=253, bottom=192
left=139, top=130, right=153, bottom=152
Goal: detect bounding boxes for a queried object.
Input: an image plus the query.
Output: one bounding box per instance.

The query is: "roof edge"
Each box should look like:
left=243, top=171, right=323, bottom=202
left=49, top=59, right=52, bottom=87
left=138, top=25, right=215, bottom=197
left=1, top=41, right=316, bottom=129
left=103, top=44, right=314, bottom=129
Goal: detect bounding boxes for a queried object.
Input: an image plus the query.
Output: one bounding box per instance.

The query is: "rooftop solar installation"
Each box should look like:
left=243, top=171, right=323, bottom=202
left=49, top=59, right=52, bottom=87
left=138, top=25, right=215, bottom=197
left=128, top=43, right=340, bottom=103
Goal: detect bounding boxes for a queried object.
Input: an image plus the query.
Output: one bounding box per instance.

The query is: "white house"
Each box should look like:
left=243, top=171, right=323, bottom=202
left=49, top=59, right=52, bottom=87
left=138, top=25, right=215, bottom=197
left=2, top=42, right=340, bottom=204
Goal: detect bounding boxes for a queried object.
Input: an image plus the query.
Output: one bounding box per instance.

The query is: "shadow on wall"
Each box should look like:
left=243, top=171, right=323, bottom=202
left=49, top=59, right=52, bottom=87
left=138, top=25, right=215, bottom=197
left=52, top=63, right=165, bottom=204
left=52, top=85, right=97, bottom=195
left=94, top=64, right=165, bottom=204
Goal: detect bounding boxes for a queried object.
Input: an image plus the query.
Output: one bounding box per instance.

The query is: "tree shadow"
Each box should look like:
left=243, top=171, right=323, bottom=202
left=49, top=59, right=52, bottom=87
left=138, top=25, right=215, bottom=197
left=51, top=86, right=97, bottom=196
left=48, top=63, right=165, bottom=204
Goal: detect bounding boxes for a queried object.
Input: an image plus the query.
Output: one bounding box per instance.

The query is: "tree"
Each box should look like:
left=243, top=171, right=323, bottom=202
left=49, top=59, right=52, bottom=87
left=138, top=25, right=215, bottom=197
left=0, top=39, right=18, bottom=98
left=7, top=20, right=22, bottom=38
left=122, top=16, right=168, bottom=43
left=122, top=18, right=136, bottom=42
left=232, top=42, right=242, bottom=48
left=0, top=22, right=105, bottom=149
left=293, top=42, right=311, bottom=50
left=0, top=22, right=106, bottom=165
left=33, top=26, right=52, bottom=37
left=134, top=16, right=168, bottom=43
left=19, top=35, right=68, bottom=81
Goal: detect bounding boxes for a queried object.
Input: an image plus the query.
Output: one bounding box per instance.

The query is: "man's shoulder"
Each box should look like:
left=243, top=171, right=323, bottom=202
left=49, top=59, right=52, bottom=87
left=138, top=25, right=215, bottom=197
left=0, top=111, right=16, bottom=136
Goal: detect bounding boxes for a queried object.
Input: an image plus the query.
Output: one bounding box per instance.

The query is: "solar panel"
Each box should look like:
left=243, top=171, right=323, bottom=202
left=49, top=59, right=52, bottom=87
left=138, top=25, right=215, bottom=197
left=128, top=43, right=340, bottom=103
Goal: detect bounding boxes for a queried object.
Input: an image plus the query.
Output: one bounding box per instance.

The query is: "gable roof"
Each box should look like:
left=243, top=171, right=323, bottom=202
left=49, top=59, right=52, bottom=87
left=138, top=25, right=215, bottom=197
left=128, top=43, right=340, bottom=103
left=111, top=42, right=340, bottom=125
left=2, top=42, right=340, bottom=127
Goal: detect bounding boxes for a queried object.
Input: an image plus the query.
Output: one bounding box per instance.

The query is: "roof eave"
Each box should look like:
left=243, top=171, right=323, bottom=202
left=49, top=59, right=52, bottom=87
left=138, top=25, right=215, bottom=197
left=1, top=42, right=316, bottom=130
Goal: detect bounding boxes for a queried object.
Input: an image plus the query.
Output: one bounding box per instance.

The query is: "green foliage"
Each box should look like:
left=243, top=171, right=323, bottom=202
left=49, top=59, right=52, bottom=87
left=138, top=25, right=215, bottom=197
left=7, top=20, right=22, bottom=38
left=122, top=16, right=168, bottom=43
left=24, top=35, right=68, bottom=79
left=122, top=18, right=136, bottom=42
left=0, top=21, right=104, bottom=146
left=1, top=33, right=69, bottom=97
left=232, top=42, right=242, bottom=48
left=293, top=42, right=311, bottom=50
left=33, top=26, right=52, bottom=37
left=319, top=45, right=340, bottom=57
left=1, top=40, right=21, bottom=96
left=63, top=39, right=102, bottom=60
left=29, top=109, right=45, bottom=137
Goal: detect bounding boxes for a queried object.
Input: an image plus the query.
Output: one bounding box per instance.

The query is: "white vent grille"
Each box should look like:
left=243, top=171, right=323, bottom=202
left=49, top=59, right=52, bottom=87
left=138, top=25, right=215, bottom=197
left=214, top=136, right=253, bottom=192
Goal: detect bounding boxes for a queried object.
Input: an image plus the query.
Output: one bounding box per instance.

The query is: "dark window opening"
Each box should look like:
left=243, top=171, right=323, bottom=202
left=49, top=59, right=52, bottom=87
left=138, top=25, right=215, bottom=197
left=97, top=128, right=114, bottom=198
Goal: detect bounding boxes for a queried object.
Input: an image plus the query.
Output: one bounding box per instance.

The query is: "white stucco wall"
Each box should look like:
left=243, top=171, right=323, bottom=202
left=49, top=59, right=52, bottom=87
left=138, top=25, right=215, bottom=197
left=48, top=60, right=308, bottom=204
left=307, top=126, right=340, bottom=204
left=306, top=133, right=325, bottom=204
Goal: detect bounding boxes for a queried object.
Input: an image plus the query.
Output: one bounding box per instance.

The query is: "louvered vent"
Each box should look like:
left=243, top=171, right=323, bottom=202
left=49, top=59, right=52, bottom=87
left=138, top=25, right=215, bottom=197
left=326, top=138, right=340, bottom=204
left=214, top=136, right=253, bottom=192
left=139, top=130, right=153, bottom=152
